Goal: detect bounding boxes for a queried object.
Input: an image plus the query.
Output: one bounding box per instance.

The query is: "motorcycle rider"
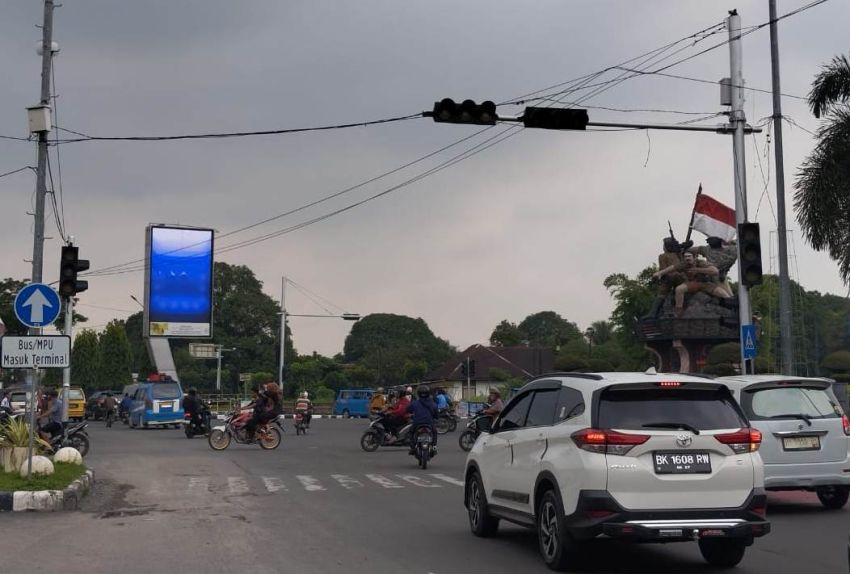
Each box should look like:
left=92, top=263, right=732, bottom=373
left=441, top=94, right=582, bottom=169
left=38, top=389, right=63, bottom=441
left=482, top=388, right=505, bottom=417
left=182, top=388, right=204, bottom=430
left=369, top=387, right=386, bottom=416
left=435, top=387, right=451, bottom=412
left=295, top=391, right=313, bottom=428
left=382, top=388, right=412, bottom=443
left=407, top=384, right=438, bottom=455
left=119, top=392, right=133, bottom=421
left=245, top=383, right=283, bottom=442
left=102, top=392, right=117, bottom=427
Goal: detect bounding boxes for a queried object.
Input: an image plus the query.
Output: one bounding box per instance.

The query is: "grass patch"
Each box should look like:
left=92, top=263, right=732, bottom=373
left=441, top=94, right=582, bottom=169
left=0, top=462, right=87, bottom=491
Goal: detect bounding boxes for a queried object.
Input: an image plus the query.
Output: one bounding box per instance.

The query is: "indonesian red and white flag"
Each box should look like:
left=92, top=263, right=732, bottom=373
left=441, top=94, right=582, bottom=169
left=691, top=191, right=736, bottom=241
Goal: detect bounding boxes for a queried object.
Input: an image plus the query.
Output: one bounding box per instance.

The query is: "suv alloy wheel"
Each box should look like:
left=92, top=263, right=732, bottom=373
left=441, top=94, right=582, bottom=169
left=466, top=472, right=499, bottom=537
left=537, top=489, right=579, bottom=571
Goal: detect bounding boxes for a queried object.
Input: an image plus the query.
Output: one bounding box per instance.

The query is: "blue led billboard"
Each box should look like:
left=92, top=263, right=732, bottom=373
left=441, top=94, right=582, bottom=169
left=144, top=226, right=214, bottom=338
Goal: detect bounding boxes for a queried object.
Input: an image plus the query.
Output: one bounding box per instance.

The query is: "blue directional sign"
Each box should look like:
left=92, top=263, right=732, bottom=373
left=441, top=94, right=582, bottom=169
left=741, top=324, right=757, bottom=360
left=14, top=283, right=62, bottom=328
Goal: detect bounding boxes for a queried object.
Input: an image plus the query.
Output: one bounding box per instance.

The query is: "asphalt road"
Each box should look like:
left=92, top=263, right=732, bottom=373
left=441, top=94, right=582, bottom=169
left=0, top=418, right=847, bottom=574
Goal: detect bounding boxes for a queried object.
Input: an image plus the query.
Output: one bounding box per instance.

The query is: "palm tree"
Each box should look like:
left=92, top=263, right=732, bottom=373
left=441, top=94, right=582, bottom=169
left=794, top=54, right=850, bottom=281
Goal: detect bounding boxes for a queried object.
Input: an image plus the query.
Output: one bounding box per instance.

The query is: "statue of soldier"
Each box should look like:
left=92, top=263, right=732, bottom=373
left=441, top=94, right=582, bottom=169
left=689, top=237, right=737, bottom=297
left=654, top=251, right=731, bottom=317
left=648, top=236, right=691, bottom=317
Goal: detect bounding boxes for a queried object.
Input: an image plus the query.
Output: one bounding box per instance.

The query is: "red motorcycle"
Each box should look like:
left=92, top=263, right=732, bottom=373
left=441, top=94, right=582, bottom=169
left=208, top=409, right=281, bottom=450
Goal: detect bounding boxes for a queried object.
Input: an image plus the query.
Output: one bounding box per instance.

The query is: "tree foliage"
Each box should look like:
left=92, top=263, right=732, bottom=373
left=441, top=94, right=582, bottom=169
left=98, top=320, right=133, bottom=389
left=489, top=320, right=524, bottom=347
left=71, top=329, right=100, bottom=392
left=517, top=311, right=581, bottom=348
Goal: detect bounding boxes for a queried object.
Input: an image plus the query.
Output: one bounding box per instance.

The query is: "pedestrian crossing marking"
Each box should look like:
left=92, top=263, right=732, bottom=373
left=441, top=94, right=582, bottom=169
left=227, top=476, right=250, bottom=495
left=365, top=474, right=404, bottom=489
left=262, top=477, right=286, bottom=493
left=397, top=474, right=441, bottom=488
left=188, top=476, right=210, bottom=493
left=429, top=474, right=464, bottom=487
left=296, top=475, right=326, bottom=491
left=331, top=474, right=364, bottom=489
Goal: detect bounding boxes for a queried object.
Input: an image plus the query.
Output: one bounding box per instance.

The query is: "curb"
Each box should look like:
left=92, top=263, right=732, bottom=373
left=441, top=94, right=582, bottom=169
left=0, top=469, right=95, bottom=512
left=213, top=414, right=349, bottom=420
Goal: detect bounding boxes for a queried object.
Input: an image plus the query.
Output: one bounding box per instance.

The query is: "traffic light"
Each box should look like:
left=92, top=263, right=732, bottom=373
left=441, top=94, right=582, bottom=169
left=59, top=245, right=89, bottom=298
left=431, top=98, right=497, bottom=125
left=460, top=362, right=468, bottom=377
left=738, top=222, right=763, bottom=287
left=469, top=360, right=476, bottom=378
left=522, top=107, right=589, bottom=130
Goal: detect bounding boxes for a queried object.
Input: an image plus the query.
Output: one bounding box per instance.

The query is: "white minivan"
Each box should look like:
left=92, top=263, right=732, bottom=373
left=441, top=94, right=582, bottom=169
left=719, top=375, right=850, bottom=509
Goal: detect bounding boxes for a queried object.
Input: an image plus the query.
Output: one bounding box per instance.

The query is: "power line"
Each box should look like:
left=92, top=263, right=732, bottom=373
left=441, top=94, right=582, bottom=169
left=51, top=62, right=67, bottom=238
left=0, top=166, right=35, bottom=179
left=45, top=153, right=67, bottom=242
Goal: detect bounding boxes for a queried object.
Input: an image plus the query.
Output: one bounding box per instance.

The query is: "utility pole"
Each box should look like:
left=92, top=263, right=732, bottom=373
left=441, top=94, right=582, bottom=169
left=728, top=10, right=754, bottom=374
left=279, top=276, right=287, bottom=389
left=769, top=0, right=794, bottom=375
left=61, top=291, right=73, bottom=422
left=31, top=0, right=55, bottom=286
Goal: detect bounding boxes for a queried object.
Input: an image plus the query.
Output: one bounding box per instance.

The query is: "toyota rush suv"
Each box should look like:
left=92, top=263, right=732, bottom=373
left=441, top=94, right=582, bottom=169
left=464, top=372, right=769, bottom=571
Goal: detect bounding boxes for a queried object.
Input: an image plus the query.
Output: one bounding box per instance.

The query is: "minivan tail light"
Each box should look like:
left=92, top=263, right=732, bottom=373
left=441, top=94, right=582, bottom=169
left=571, top=428, right=650, bottom=456
left=842, top=415, right=850, bottom=437
left=145, top=398, right=153, bottom=409
left=715, top=428, right=762, bottom=453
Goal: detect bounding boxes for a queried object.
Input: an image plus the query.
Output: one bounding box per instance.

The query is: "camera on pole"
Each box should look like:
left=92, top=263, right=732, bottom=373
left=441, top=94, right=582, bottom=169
left=522, top=107, right=589, bottom=130
left=738, top=222, right=763, bottom=287
left=59, top=245, right=89, bottom=298
left=431, top=98, right=497, bottom=125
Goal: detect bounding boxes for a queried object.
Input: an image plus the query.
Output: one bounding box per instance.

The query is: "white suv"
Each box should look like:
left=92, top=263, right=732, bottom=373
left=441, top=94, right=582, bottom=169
left=464, top=372, right=770, bottom=571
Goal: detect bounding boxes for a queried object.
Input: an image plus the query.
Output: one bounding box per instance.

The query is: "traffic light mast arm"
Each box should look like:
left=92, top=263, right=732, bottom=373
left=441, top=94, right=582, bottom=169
left=492, top=114, right=762, bottom=133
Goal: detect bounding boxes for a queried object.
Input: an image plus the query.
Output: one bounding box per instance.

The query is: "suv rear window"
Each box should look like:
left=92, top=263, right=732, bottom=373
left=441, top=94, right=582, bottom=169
left=598, top=387, right=746, bottom=431
left=744, top=386, right=840, bottom=420
left=152, top=383, right=181, bottom=399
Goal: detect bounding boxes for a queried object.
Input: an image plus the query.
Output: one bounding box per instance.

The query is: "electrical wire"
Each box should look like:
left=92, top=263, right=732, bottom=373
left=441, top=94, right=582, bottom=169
left=0, top=166, right=35, bottom=179
left=286, top=278, right=347, bottom=314
left=51, top=60, right=67, bottom=238
left=45, top=152, right=67, bottom=242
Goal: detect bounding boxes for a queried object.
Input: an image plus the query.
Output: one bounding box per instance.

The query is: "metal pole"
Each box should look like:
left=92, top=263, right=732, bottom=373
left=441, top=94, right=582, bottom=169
left=728, top=10, right=754, bottom=374
left=61, top=294, right=72, bottom=422
left=466, top=356, right=471, bottom=400
left=279, top=276, right=286, bottom=388
left=769, top=0, right=794, bottom=375
left=215, top=346, right=222, bottom=392
left=31, top=0, right=55, bottom=286
left=26, top=365, right=39, bottom=480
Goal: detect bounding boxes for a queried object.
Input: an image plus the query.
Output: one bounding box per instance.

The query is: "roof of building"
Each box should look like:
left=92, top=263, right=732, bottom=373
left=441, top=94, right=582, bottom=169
left=425, top=344, right=555, bottom=382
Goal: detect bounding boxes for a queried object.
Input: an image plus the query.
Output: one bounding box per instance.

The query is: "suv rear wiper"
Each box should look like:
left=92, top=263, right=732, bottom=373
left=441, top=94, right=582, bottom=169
left=767, top=413, right=812, bottom=426
left=641, top=422, right=701, bottom=435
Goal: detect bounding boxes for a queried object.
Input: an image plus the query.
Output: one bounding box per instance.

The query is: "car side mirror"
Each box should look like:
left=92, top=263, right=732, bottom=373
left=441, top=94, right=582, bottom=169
left=476, top=415, right=493, bottom=433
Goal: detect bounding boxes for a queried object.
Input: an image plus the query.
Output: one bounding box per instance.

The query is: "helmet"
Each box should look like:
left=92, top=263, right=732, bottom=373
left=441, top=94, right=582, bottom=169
left=377, top=387, right=384, bottom=393
left=489, top=388, right=501, bottom=398
left=405, top=386, right=413, bottom=395
left=417, top=385, right=430, bottom=399
left=301, top=391, right=308, bottom=399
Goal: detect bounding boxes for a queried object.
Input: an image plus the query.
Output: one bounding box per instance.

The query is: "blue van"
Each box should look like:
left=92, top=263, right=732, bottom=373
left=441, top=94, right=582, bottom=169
left=129, top=376, right=185, bottom=428
left=333, top=389, right=374, bottom=418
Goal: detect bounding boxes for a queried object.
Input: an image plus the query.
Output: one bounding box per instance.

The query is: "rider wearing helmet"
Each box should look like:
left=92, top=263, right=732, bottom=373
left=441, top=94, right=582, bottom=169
left=407, top=384, right=438, bottom=454
left=295, top=391, right=313, bottom=428
left=383, top=387, right=412, bottom=443
left=482, top=388, right=505, bottom=417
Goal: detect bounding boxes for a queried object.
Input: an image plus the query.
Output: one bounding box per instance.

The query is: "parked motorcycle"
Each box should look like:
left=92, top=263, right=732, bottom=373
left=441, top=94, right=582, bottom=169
left=50, top=421, right=90, bottom=457
left=458, top=411, right=492, bottom=452
left=411, top=426, right=435, bottom=469
left=435, top=408, right=459, bottom=434
left=184, top=405, right=211, bottom=439
left=208, top=410, right=281, bottom=450
left=360, top=413, right=413, bottom=452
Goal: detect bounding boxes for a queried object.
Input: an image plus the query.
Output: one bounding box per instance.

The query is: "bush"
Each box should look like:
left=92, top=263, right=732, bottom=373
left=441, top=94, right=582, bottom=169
left=821, top=351, right=850, bottom=372
left=554, top=355, right=589, bottom=372
left=707, top=343, right=740, bottom=366
left=585, top=358, right=615, bottom=372
left=703, top=363, right=737, bottom=376
left=829, top=373, right=850, bottom=383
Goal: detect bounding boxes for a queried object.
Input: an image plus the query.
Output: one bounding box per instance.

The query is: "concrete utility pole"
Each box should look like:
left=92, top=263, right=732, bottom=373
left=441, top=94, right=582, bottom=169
left=769, top=0, right=794, bottom=375
left=62, top=289, right=73, bottom=422
left=728, top=10, right=754, bottom=374
left=279, top=276, right=287, bottom=388
left=31, top=0, right=55, bottom=286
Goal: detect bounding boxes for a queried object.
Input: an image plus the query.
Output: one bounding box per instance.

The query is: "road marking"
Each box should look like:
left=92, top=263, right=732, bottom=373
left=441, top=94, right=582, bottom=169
left=296, top=475, right=326, bottom=491
left=365, top=474, right=404, bottom=489
left=262, top=477, right=286, bottom=493
left=227, top=477, right=250, bottom=495
left=188, top=477, right=210, bottom=493
left=430, top=474, right=464, bottom=487
left=331, top=474, right=364, bottom=489
left=397, top=474, right=441, bottom=488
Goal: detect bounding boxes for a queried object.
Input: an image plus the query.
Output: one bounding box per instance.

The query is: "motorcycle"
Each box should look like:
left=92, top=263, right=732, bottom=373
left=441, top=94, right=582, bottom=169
left=411, top=426, right=435, bottom=469
left=435, top=408, right=459, bottom=435
left=50, top=421, right=90, bottom=457
left=458, top=410, right=493, bottom=452
left=208, top=409, right=281, bottom=450
left=294, top=410, right=311, bottom=435
left=184, top=405, right=211, bottom=439
left=360, top=413, right=413, bottom=452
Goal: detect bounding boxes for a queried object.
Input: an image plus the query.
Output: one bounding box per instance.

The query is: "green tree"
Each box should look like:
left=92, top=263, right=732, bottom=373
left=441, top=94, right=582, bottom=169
left=123, top=312, right=154, bottom=379
left=71, top=329, right=100, bottom=392
left=821, top=350, right=850, bottom=372
left=517, top=311, right=581, bottom=349
left=794, top=54, right=850, bottom=282
left=603, top=268, right=655, bottom=369
left=98, top=320, right=133, bottom=389
left=402, top=359, right=429, bottom=384
left=587, top=320, right=613, bottom=346
left=489, top=320, right=525, bottom=347
left=0, top=278, right=28, bottom=337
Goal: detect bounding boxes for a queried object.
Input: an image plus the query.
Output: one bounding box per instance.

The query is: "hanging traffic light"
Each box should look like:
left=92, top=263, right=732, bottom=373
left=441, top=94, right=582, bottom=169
left=738, top=223, right=763, bottom=287
left=522, top=107, right=589, bottom=130
left=59, top=245, right=89, bottom=298
left=431, top=98, right=497, bottom=125
left=460, top=362, right=468, bottom=377
left=469, top=360, right=476, bottom=378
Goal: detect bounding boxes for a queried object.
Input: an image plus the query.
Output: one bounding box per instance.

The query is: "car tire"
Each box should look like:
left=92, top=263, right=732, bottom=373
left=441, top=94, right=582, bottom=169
left=466, top=472, right=499, bottom=538
left=537, top=489, right=579, bottom=571
left=816, top=485, right=850, bottom=509
left=342, top=409, right=350, bottom=419
left=698, top=538, right=747, bottom=568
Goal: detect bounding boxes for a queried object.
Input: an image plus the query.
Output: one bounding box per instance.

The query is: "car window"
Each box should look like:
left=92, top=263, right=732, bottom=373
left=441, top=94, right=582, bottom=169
left=598, top=387, right=746, bottom=430
left=152, top=383, right=181, bottom=399
left=340, top=391, right=350, bottom=400
left=135, top=388, right=146, bottom=401
left=525, top=390, right=560, bottom=427
left=496, top=392, right=533, bottom=431
left=556, top=387, right=585, bottom=421
left=68, top=389, right=84, bottom=400
left=746, top=386, right=840, bottom=420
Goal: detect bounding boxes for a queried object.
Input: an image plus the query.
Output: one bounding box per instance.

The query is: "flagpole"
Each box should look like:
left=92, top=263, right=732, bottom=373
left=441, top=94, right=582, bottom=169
left=684, top=183, right=703, bottom=245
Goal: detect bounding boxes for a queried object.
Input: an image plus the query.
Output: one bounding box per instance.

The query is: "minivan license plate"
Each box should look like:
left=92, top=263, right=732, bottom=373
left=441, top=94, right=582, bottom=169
left=653, top=451, right=711, bottom=474
left=782, top=436, right=820, bottom=451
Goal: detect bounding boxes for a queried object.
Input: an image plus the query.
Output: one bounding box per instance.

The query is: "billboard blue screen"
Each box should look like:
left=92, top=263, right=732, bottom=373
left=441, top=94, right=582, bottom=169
left=146, top=226, right=213, bottom=337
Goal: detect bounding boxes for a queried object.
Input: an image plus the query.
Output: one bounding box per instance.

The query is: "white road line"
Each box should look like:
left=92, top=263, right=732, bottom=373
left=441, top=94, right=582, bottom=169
left=429, top=474, right=465, bottom=487
left=227, top=476, right=250, bottom=495
left=331, top=474, right=364, bottom=489
left=188, top=476, right=210, bottom=493
left=396, top=474, right=441, bottom=488
left=296, top=475, right=326, bottom=491
left=365, top=474, right=404, bottom=489
left=262, top=477, right=287, bottom=493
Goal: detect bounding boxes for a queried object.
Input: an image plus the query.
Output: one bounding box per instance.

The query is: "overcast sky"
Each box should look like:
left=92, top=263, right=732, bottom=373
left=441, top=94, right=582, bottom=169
left=1, top=0, right=848, bottom=357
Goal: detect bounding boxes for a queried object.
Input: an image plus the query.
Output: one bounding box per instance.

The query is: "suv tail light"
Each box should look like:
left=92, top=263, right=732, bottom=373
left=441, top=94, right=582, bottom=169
left=842, top=415, right=850, bottom=436
left=571, top=428, right=650, bottom=456
left=715, top=428, right=762, bottom=453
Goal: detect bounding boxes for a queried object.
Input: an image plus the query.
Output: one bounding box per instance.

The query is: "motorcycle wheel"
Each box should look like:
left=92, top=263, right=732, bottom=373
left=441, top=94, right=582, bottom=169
left=259, top=427, right=282, bottom=450
left=360, top=431, right=380, bottom=452
left=185, top=425, right=194, bottom=439
left=208, top=429, right=231, bottom=450
left=448, top=418, right=458, bottom=433
left=435, top=417, right=450, bottom=435
left=68, top=433, right=90, bottom=457
left=459, top=430, right=477, bottom=452
left=419, top=450, right=428, bottom=470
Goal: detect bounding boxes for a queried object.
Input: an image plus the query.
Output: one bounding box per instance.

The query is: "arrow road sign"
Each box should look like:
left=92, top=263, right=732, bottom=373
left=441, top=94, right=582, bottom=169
left=741, top=324, right=757, bottom=360
left=14, top=283, right=62, bottom=328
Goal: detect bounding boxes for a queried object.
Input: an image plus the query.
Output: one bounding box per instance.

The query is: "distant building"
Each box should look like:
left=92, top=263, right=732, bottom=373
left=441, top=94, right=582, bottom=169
left=424, top=344, right=554, bottom=401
